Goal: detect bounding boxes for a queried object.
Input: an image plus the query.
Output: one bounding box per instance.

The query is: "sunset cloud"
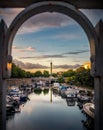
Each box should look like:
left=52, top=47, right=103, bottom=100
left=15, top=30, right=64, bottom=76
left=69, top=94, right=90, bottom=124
left=0, top=8, right=24, bottom=25
left=12, top=46, right=35, bottom=52
left=0, top=8, right=103, bottom=34
left=0, top=8, right=75, bottom=34
left=13, top=59, right=81, bottom=70
left=12, top=45, right=17, bottom=49
left=18, top=49, right=89, bottom=59
left=16, top=12, right=75, bottom=35
left=19, top=54, right=66, bottom=59
left=64, top=50, right=89, bottom=55
left=54, top=64, right=81, bottom=69
left=13, top=59, right=49, bottom=69
left=51, top=33, right=82, bottom=40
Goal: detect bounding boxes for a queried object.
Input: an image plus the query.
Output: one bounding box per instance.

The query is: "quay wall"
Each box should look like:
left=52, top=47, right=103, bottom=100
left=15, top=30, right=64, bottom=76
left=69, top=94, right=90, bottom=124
left=6, top=78, right=32, bottom=87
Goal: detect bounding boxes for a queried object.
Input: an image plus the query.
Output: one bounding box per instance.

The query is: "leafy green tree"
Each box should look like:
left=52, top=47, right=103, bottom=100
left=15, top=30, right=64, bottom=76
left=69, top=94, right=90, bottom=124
left=75, top=67, right=94, bottom=87
left=57, top=77, right=65, bottom=83
left=62, top=69, right=75, bottom=77
left=26, top=71, right=31, bottom=78
left=34, top=71, right=42, bottom=77
left=52, top=73, right=57, bottom=77
left=11, top=63, right=32, bottom=78
left=65, top=76, right=76, bottom=84
left=11, top=63, right=18, bottom=78
left=43, top=70, right=49, bottom=77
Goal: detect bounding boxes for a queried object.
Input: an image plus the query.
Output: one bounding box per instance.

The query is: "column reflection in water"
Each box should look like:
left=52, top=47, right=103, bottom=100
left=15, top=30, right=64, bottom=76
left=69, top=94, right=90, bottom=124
left=50, top=88, right=52, bottom=103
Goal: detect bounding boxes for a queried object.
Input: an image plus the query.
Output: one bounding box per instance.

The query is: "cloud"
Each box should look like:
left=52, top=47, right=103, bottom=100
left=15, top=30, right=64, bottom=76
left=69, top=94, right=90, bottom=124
left=18, top=49, right=89, bottom=59
left=12, top=45, right=17, bottom=49
left=13, top=59, right=49, bottom=69
left=0, top=8, right=103, bottom=34
left=0, top=8, right=75, bottom=34
left=64, top=50, right=89, bottom=55
left=44, top=32, right=83, bottom=41
left=0, top=8, right=23, bottom=15
left=72, top=60, right=81, bottom=63
left=17, top=12, right=75, bottom=34
left=0, top=8, right=24, bottom=26
left=19, top=54, right=66, bottom=59
left=54, top=64, right=81, bottom=69
left=13, top=59, right=81, bottom=70
left=12, top=45, right=35, bottom=52
left=80, top=9, right=103, bottom=26
left=23, top=46, right=35, bottom=51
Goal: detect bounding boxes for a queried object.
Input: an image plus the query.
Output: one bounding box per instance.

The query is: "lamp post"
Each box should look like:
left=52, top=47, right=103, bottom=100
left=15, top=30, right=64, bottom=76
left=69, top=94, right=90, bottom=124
left=7, top=55, right=12, bottom=78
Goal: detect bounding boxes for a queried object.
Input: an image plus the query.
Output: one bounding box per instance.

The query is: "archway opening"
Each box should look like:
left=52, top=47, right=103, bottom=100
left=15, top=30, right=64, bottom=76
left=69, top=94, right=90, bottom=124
left=12, top=12, right=90, bottom=74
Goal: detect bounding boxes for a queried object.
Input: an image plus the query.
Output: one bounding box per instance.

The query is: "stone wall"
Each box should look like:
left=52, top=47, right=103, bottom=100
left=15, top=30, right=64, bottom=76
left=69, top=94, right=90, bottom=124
left=6, top=78, right=32, bottom=87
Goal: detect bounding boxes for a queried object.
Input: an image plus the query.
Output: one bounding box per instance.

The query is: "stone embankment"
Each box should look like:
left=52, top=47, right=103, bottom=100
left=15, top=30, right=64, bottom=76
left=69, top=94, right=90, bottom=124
left=7, top=78, right=32, bottom=87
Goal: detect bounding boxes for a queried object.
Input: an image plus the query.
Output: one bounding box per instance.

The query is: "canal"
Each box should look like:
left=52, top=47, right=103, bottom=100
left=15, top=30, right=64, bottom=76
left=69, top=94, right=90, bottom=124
left=6, top=88, right=87, bottom=130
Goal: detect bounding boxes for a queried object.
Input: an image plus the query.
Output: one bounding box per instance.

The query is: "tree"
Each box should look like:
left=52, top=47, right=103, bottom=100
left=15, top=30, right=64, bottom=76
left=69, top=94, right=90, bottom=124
left=11, top=63, right=32, bottom=78
left=65, top=76, right=76, bottom=84
left=26, top=71, right=31, bottom=78
left=75, top=67, right=94, bottom=87
left=34, top=71, right=42, bottom=77
left=52, top=73, right=57, bottom=77
left=62, top=69, right=75, bottom=77
left=43, top=70, right=49, bottom=77
left=11, top=63, right=18, bottom=78
left=57, top=77, right=65, bottom=83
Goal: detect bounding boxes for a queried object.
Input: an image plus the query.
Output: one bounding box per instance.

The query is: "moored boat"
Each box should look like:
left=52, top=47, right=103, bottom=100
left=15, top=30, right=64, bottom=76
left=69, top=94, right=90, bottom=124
left=83, top=103, right=94, bottom=119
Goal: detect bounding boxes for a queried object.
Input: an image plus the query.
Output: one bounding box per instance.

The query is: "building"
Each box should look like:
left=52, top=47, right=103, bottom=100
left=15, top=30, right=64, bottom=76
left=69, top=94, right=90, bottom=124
left=83, top=62, right=91, bottom=69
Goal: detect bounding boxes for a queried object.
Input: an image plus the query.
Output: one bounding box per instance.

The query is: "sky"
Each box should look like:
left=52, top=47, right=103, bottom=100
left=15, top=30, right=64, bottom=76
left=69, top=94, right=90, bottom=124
left=0, top=8, right=103, bottom=73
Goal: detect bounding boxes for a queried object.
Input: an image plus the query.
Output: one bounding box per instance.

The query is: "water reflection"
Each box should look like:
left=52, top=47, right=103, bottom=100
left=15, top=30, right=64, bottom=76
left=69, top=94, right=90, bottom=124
left=50, top=88, right=52, bottom=103
left=6, top=88, right=88, bottom=130
left=34, top=88, right=42, bottom=95
left=66, top=98, right=76, bottom=106
left=43, top=88, right=49, bottom=95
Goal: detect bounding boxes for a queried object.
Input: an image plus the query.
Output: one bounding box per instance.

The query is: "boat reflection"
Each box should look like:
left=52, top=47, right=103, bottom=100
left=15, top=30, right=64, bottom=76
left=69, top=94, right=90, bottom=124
left=43, top=88, right=49, bottom=95
left=66, top=98, right=76, bottom=106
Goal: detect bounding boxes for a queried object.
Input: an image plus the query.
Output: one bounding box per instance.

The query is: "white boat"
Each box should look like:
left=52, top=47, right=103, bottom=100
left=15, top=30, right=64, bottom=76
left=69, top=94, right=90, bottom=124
left=6, top=103, right=15, bottom=113
left=53, top=82, right=61, bottom=91
left=53, top=83, right=60, bottom=87
left=9, top=86, right=22, bottom=95
left=65, top=88, right=77, bottom=98
left=83, top=103, right=94, bottom=119
left=12, top=94, right=20, bottom=102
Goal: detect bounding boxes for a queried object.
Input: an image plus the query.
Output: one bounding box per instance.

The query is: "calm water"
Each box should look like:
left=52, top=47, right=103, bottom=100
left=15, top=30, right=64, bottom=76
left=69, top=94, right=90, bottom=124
left=6, top=88, right=87, bottom=130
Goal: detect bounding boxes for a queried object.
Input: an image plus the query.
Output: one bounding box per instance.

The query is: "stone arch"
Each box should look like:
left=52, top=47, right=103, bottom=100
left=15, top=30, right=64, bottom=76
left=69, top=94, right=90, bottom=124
left=5, top=1, right=98, bottom=56
left=1, top=2, right=103, bottom=130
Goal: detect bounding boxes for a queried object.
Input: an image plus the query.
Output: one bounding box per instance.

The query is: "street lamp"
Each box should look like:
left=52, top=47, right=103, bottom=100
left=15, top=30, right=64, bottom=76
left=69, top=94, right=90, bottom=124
left=7, top=55, right=12, bottom=77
